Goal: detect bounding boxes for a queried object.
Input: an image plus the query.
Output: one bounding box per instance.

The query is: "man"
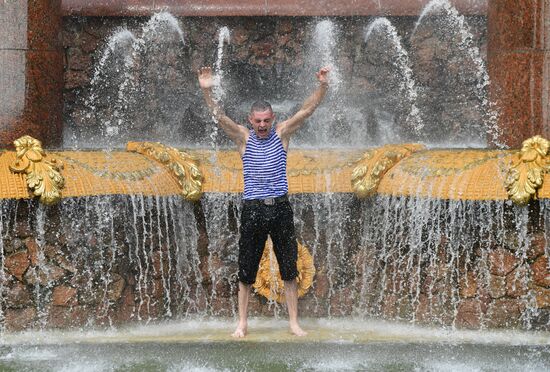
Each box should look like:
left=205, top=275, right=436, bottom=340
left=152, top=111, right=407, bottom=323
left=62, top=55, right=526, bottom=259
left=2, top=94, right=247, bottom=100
left=198, top=65, right=330, bottom=337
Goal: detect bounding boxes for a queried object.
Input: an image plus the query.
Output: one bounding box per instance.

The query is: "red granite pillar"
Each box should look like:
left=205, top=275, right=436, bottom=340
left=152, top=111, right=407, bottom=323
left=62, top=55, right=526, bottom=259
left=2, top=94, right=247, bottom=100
left=488, top=0, right=550, bottom=148
left=0, top=0, right=63, bottom=149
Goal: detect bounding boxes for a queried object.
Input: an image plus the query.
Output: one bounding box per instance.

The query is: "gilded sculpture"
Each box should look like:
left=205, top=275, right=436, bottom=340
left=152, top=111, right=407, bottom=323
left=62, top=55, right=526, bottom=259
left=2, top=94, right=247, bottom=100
left=254, top=238, right=315, bottom=303
left=351, top=143, right=425, bottom=198
left=127, top=141, right=204, bottom=201
left=9, top=135, right=65, bottom=205
left=504, top=135, right=550, bottom=205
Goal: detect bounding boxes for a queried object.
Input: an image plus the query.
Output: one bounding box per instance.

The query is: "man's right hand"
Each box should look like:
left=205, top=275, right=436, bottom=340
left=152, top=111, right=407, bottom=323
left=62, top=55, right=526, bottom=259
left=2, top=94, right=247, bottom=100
left=198, top=67, right=215, bottom=89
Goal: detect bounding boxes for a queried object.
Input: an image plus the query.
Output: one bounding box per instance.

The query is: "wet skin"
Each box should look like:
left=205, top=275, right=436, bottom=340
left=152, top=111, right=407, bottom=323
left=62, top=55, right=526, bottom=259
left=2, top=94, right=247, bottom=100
left=248, top=109, right=275, bottom=139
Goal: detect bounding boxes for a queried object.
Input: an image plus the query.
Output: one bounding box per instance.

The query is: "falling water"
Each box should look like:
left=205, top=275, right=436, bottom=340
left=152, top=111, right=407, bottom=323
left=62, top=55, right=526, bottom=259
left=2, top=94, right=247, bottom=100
left=0, top=202, right=6, bottom=331
left=291, top=194, right=358, bottom=316
left=80, top=12, right=188, bottom=148
left=201, top=193, right=241, bottom=316
left=295, top=19, right=359, bottom=147
left=209, top=27, right=231, bottom=171
left=70, top=29, right=137, bottom=150
left=413, top=0, right=501, bottom=147
left=364, top=18, right=424, bottom=140
left=353, top=195, right=544, bottom=328
left=48, top=195, right=205, bottom=324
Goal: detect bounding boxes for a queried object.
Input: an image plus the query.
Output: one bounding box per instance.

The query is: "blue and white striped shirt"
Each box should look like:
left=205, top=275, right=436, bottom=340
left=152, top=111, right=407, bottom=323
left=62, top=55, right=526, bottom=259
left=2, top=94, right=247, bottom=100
left=242, top=127, right=288, bottom=200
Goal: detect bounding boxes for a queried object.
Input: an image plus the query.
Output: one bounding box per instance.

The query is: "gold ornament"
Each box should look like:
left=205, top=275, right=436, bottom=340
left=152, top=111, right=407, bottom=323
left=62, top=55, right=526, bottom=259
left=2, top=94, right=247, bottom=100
left=9, top=135, right=64, bottom=205
left=504, top=135, right=550, bottom=205
left=253, top=238, right=315, bottom=303
left=351, top=143, right=425, bottom=198
left=127, top=142, right=203, bottom=201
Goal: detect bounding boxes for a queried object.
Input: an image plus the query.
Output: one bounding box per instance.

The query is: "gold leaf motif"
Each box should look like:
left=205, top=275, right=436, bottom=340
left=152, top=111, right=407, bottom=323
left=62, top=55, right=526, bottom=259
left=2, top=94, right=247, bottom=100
left=351, top=143, right=426, bottom=198
left=127, top=141, right=204, bottom=201
left=253, top=238, right=315, bottom=303
left=504, top=135, right=550, bottom=205
left=9, top=135, right=65, bottom=205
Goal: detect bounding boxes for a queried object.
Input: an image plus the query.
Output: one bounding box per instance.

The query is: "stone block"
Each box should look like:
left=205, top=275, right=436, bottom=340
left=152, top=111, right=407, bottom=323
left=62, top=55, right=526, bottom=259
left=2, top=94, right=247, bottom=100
left=54, top=254, right=77, bottom=273
left=24, top=264, right=66, bottom=286
left=486, top=299, right=524, bottom=328
left=534, top=287, right=550, bottom=309
left=488, top=275, right=506, bottom=299
left=527, top=233, right=547, bottom=260
left=531, top=256, right=550, bottom=287
left=4, top=251, right=30, bottom=281
left=25, top=238, right=40, bottom=266
left=505, top=266, right=529, bottom=298
left=459, top=271, right=478, bottom=298
left=4, top=238, right=24, bottom=254
left=314, top=270, right=329, bottom=298
left=488, top=249, right=519, bottom=276
left=107, top=273, right=126, bottom=302
left=5, top=308, right=37, bottom=331
left=48, top=305, right=88, bottom=328
left=4, top=281, right=32, bottom=308
left=67, top=47, right=92, bottom=71
left=52, top=285, right=78, bottom=307
left=456, top=299, right=481, bottom=329
left=65, top=69, right=90, bottom=89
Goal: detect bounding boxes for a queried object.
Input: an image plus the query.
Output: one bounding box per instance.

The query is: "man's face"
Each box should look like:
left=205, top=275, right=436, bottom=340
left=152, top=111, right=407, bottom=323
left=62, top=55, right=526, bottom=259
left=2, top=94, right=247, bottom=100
left=248, top=109, right=275, bottom=139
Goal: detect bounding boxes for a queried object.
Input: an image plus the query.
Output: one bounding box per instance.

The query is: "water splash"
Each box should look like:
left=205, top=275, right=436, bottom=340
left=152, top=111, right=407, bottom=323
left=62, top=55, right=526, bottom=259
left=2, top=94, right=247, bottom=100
left=201, top=193, right=241, bottom=316
left=311, top=20, right=341, bottom=91
left=413, top=0, right=502, bottom=147
left=70, top=29, right=136, bottom=149
left=353, top=194, right=543, bottom=328
left=74, top=12, right=188, bottom=149
left=209, top=27, right=231, bottom=170
left=365, top=17, right=424, bottom=139
left=213, top=26, right=231, bottom=102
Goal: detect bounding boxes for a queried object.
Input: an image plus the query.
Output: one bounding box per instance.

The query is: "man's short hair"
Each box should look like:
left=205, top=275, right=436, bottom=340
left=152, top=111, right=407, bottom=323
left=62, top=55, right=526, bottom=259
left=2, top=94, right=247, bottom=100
left=250, top=100, right=273, bottom=114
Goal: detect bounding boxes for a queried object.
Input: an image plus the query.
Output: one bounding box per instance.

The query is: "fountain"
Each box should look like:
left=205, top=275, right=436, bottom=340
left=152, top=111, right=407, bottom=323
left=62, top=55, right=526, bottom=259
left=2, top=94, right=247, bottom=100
left=1, top=0, right=550, bottom=369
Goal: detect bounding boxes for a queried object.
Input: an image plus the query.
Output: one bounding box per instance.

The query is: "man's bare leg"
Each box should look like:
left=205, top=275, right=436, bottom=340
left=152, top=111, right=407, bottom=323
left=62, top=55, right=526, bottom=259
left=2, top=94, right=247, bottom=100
left=232, top=282, right=251, bottom=338
left=284, top=279, right=307, bottom=336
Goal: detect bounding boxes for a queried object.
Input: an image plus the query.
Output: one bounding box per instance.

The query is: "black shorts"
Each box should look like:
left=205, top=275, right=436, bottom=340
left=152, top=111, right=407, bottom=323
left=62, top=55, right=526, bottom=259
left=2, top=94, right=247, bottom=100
left=238, top=197, right=298, bottom=284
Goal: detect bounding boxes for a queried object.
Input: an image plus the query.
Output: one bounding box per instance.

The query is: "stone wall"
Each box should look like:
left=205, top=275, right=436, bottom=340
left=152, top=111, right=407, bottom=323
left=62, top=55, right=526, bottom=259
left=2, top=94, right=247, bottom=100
left=2, top=194, right=550, bottom=331
left=353, top=197, right=550, bottom=330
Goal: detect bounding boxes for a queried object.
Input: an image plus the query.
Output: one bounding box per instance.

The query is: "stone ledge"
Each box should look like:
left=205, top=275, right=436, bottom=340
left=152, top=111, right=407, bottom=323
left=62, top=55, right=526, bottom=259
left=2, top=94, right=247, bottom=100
left=61, top=0, right=487, bottom=17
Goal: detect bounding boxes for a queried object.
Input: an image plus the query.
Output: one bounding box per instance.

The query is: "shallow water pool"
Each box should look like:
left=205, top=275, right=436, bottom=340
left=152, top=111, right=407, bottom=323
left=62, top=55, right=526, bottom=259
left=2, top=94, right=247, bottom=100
left=1, top=318, right=549, bottom=371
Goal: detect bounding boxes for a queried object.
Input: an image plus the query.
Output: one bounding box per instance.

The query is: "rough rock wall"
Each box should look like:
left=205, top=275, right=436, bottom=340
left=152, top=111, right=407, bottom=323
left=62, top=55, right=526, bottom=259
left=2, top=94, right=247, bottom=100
left=2, top=194, right=550, bottom=331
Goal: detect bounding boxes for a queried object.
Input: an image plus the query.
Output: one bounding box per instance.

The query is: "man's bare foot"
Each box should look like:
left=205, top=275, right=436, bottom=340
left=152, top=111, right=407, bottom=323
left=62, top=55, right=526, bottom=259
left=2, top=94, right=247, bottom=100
left=290, top=322, right=307, bottom=336
left=232, top=322, right=247, bottom=338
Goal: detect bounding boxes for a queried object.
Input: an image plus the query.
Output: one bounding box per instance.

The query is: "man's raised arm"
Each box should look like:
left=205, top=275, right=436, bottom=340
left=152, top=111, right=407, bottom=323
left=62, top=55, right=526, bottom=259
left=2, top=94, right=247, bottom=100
left=277, top=66, right=330, bottom=140
left=198, top=67, right=248, bottom=147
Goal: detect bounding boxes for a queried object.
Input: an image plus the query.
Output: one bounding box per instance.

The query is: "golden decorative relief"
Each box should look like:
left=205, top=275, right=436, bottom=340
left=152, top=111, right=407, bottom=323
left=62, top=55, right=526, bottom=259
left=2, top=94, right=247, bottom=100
left=351, top=143, right=425, bottom=198
left=398, top=150, right=506, bottom=177
left=9, top=135, right=65, bottom=205
left=504, top=135, right=550, bottom=205
left=127, top=141, right=203, bottom=201
left=55, top=153, right=160, bottom=181
left=254, top=238, right=315, bottom=303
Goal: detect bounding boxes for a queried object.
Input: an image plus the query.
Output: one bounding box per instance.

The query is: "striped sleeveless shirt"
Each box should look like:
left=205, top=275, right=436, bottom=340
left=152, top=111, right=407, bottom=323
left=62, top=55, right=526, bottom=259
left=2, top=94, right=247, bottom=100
left=242, top=127, right=288, bottom=200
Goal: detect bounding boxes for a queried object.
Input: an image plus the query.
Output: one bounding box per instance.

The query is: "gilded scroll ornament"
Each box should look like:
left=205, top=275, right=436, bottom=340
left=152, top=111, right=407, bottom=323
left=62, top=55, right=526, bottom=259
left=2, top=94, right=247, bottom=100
left=9, top=135, right=64, bottom=205
left=504, top=135, right=550, bottom=205
left=253, top=238, right=315, bottom=303
left=127, top=142, right=203, bottom=201
left=351, top=143, right=426, bottom=198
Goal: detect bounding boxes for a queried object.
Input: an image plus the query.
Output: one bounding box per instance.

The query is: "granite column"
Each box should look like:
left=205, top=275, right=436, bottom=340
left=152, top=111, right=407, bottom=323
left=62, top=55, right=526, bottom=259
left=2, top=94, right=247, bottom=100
left=488, top=0, right=550, bottom=147
left=0, top=0, right=63, bottom=149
